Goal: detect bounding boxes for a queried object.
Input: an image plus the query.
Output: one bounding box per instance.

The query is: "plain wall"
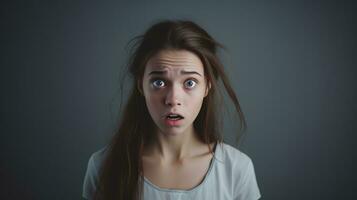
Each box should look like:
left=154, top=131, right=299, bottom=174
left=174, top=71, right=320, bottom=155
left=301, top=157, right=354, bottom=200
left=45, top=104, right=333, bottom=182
left=1, top=0, right=356, bottom=199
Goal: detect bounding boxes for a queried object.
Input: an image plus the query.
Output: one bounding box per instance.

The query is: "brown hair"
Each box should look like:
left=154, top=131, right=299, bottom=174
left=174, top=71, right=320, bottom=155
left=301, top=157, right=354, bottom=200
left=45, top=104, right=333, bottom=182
left=94, top=19, right=247, bottom=200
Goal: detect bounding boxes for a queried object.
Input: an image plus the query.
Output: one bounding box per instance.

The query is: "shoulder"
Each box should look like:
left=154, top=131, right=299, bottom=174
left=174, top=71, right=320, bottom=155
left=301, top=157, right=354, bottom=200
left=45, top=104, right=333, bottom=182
left=85, top=146, right=108, bottom=172
left=90, top=146, right=108, bottom=166
left=214, top=142, right=256, bottom=185
left=82, top=146, right=108, bottom=199
left=215, top=142, right=261, bottom=199
left=85, top=145, right=108, bottom=175
left=215, top=142, right=253, bottom=168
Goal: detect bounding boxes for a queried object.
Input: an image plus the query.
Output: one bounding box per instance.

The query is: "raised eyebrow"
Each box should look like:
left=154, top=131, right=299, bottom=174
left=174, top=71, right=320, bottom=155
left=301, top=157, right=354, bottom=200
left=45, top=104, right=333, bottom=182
left=148, top=70, right=202, bottom=77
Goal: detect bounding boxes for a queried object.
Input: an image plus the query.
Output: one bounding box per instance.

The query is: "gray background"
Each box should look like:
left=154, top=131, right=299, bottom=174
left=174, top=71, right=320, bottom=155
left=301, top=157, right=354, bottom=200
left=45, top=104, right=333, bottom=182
left=1, top=0, right=356, bottom=199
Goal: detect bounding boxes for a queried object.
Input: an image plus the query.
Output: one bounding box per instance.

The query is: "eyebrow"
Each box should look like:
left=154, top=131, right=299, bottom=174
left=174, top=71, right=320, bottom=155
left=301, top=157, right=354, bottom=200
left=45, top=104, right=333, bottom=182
left=148, top=70, right=202, bottom=77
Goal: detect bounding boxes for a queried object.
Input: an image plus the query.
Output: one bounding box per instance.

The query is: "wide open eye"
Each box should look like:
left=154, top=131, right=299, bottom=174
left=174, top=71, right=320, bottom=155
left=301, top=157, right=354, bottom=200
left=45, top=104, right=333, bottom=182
left=152, top=79, right=165, bottom=88
left=184, top=79, right=197, bottom=89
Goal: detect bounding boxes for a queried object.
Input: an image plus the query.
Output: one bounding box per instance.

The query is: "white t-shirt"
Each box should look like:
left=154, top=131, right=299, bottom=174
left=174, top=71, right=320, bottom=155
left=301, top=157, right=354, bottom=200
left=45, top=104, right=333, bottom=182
left=82, top=142, right=261, bottom=200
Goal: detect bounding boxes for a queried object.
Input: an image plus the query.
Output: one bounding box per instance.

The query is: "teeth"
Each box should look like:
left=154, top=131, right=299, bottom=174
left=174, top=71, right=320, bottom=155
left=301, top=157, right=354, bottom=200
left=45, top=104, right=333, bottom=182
left=168, top=118, right=180, bottom=121
left=167, top=114, right=183, bottom=119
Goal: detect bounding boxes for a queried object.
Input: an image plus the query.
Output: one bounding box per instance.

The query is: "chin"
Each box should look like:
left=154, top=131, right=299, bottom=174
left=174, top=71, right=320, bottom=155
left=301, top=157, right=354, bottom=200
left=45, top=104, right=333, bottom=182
left=158, top=126, right=186, bottom=136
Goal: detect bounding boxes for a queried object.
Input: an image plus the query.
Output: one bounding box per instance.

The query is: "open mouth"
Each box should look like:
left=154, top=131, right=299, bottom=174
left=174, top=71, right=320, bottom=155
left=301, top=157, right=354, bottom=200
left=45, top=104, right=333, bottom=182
left=166, top=114, right=184, bottom=121
left=165, top=114, right=184, bottom=126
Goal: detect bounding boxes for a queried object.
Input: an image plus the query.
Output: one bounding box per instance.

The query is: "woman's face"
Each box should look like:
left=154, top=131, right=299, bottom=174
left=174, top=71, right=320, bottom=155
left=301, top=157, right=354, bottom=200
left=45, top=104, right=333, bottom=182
left=141, top=49, right=210, bottom=136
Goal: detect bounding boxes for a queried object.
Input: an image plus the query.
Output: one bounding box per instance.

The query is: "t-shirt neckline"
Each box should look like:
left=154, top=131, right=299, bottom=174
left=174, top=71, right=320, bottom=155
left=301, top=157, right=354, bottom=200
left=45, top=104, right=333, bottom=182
left=143, top=142, right=219, bottom=193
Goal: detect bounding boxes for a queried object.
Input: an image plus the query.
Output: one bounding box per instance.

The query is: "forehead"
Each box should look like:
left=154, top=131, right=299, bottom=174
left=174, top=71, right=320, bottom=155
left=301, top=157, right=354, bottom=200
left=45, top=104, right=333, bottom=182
left=145, top=50, right=204, bottom=75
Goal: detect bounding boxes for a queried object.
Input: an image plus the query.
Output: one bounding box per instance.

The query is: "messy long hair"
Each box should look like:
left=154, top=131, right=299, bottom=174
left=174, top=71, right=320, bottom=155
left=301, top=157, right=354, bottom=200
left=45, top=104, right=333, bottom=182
left=94, top=19, right=247, bottom=200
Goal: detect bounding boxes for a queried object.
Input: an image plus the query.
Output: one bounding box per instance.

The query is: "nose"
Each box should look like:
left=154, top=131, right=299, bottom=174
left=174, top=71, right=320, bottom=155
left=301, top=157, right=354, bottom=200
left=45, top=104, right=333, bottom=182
left=165, top=84, right=182, bottom=106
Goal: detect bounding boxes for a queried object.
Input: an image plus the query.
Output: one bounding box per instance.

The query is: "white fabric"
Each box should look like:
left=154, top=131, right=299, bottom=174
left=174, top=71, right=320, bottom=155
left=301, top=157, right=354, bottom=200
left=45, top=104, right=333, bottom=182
left=82, top=142, right=261, bottom=200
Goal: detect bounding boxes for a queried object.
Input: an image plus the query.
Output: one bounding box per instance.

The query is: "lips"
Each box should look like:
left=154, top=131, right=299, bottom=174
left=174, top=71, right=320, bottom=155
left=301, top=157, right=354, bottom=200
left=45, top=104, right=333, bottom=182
left=164, top=112, right=184, bottom=119
left=163, top=112, right=184, bottom=126
left=164, top=116, right=184, bottom=126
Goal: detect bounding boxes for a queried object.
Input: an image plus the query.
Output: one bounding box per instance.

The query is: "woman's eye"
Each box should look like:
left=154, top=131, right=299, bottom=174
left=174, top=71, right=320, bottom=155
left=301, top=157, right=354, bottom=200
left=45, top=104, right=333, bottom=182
left=151, top=79, right=197, bottom=89
left=184, top=79, right=197, bottom=88
left=152, top=80, right=165, bottom=88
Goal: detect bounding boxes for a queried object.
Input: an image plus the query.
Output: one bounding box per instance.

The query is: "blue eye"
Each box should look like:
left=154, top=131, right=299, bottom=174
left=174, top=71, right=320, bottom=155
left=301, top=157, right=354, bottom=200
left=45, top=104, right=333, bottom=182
left=185, top=79, right=197, bottom=88
left=152, top=79, right=165, bottom=88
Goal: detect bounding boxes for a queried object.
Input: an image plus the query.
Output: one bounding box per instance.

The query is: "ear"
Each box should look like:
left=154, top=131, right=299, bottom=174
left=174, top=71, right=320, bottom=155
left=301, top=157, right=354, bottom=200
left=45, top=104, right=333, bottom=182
left=204, top=81, right=211, bottom=97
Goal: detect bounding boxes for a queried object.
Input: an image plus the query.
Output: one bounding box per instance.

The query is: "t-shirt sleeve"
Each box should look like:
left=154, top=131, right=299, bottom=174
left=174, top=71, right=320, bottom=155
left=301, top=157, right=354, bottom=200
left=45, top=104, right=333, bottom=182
left=234, top=158, right=261, bottom=200
left=82, top=154, right=98, bottom=200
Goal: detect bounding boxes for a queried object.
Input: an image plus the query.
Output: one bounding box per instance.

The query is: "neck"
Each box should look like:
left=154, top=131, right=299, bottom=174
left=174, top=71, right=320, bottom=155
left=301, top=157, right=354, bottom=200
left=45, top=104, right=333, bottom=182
left=145, top=125, right=204, bottom=163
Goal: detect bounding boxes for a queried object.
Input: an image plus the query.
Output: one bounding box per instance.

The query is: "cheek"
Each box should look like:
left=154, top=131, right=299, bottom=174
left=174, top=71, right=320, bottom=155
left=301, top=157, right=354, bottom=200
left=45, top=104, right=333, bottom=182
left=187, top=93, right=205, bottom=112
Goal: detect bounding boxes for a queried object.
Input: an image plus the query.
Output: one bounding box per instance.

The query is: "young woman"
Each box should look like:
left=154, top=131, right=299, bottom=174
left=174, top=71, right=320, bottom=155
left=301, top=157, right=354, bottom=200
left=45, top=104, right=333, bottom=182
left=82, top=19, right=261, bottom=200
